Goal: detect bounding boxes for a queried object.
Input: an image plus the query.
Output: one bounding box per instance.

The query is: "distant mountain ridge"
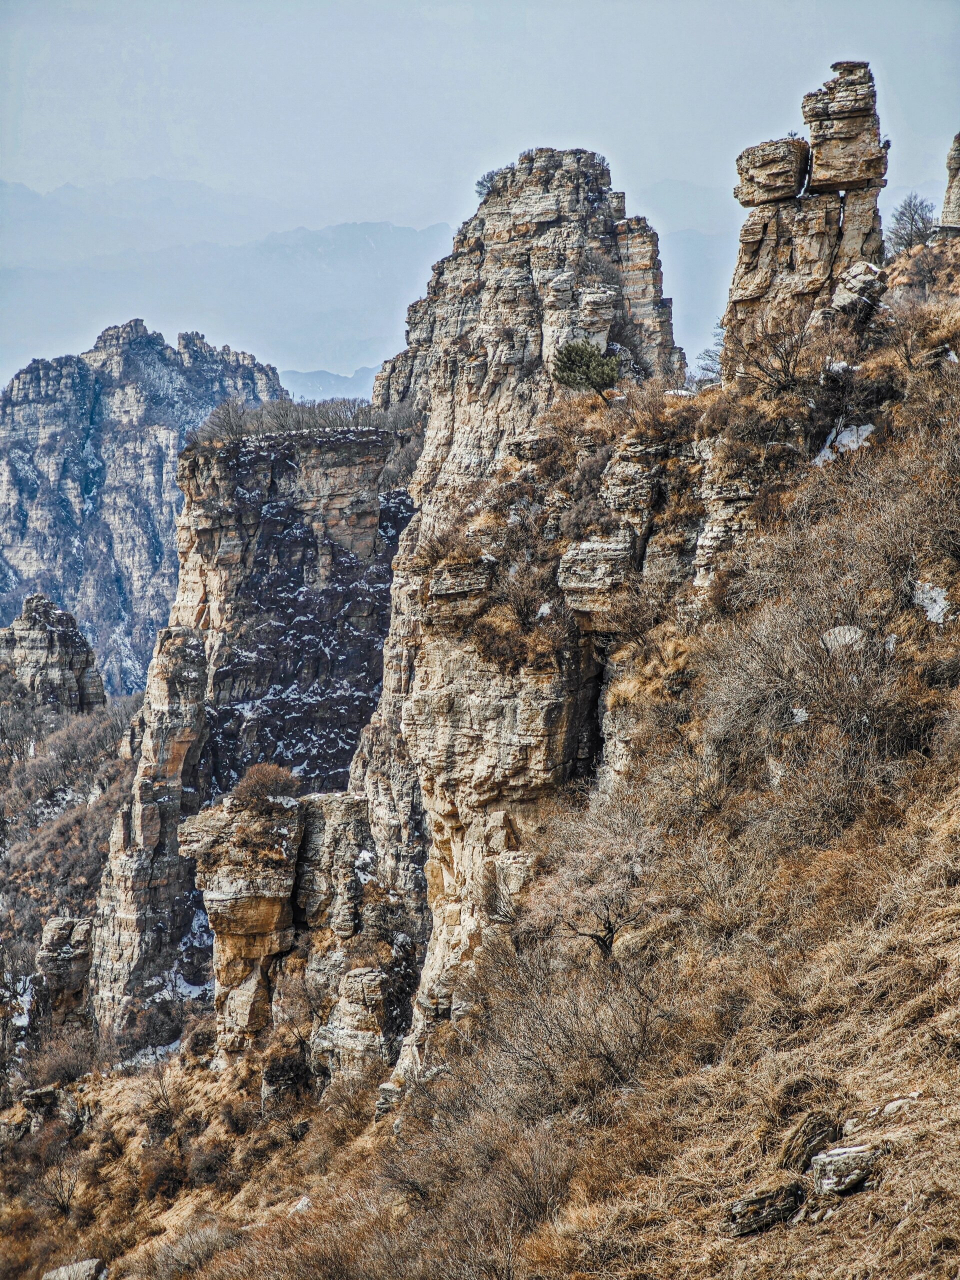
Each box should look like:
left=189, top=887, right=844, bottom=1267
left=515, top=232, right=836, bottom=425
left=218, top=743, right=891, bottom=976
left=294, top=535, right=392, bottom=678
left=0, top=212, right=452, bottom=384
left=280, top=367, right=378, bottom=400
left=0, top=320, right=282, bottom=692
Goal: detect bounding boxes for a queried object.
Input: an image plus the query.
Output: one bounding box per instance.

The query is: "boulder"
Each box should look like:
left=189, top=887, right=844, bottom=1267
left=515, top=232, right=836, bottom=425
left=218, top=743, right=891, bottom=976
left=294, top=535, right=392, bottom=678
left=811, top=1143, right=879, bottom=1194
left=734, top=138, right=810, bottom=206
left=41, top=1263, right=104, bottom=1280
left=727, top=1181, right=804, bottom=1235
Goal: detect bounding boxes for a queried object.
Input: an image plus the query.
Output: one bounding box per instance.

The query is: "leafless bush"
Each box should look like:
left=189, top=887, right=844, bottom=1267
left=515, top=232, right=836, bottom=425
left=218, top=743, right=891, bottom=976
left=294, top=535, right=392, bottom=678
left=523, top=792, right=657, bottom=955
left=722, top=306, right=813, bottom=395
left=231, top=763, right=300, bottom=808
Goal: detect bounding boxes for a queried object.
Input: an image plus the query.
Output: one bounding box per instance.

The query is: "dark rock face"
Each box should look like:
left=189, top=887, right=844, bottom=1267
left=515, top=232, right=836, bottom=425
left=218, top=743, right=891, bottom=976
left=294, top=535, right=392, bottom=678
left=0, top=320, right=282, bottom=694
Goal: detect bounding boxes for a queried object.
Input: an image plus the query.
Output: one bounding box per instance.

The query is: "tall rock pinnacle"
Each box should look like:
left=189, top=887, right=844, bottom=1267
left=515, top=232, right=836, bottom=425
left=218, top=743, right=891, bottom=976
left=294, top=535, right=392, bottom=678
left=723, top=61, right=888, bottom=380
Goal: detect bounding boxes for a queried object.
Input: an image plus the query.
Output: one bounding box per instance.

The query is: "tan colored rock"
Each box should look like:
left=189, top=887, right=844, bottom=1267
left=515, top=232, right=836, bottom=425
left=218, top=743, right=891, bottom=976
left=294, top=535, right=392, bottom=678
left=724, top=62, right=886, bottom=381
left=802, top=61, right=888, bottom=193
left=734, top=138, right=810, bottom=206
left=329, top=149, right=683, bottom=1081
left=0, top=594, right=105, bottom=713
left=180, top=794, right=304, bottom=1052
left=32, top=917, right=93, bottom=1027
left=936, top=132, right=960, bottom=234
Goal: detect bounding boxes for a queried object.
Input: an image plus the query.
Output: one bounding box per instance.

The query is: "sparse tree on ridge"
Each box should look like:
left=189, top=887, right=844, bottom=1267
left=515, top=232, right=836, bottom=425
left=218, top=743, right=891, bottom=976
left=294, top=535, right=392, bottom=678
left=886, top=191, right=936, bottom=257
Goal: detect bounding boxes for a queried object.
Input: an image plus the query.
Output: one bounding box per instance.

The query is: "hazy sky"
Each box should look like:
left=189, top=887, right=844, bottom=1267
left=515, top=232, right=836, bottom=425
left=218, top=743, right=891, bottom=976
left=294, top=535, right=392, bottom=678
left=3, top=0, right=959, bottom=230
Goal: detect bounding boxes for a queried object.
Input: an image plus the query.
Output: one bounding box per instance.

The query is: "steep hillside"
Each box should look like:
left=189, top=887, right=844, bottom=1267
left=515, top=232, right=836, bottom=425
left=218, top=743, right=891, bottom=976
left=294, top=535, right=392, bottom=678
left=0, top=321, right=282, bottom=693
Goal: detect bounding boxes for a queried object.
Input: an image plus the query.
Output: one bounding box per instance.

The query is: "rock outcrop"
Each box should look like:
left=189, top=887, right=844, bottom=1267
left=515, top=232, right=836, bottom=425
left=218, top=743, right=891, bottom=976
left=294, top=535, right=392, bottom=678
left=934, top=132, right=960, bottom=237
left=179, top=793, right=305, bottom=1052
left=92, top=415, right=415, bottom=1040
left=94, top=148, right=688, bottom=1064
left=723, top=62, right=887, bottom=378
left=0, top=321, right=282, bottom=693
left=234, top=148, right=689, bottom=1078
left=0, top=594, right=105, bottom=713
left=32, top=917, right=94, bottom=1028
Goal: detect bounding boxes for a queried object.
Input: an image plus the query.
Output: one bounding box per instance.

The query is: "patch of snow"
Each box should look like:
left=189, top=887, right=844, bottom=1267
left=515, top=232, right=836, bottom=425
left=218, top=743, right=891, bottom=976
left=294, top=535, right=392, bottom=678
left=536, top=602, right=552, bottom=619
left=914, top=581, right=950, bottom=624
left=814, top=423, right=874, bottom=466
left=791, top=707, right=809, bottom=724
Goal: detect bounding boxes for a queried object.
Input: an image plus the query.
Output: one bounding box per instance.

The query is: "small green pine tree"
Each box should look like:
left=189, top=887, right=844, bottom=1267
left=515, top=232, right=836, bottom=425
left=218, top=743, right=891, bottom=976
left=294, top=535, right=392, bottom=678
left=553, top=341, right=620, bottom=393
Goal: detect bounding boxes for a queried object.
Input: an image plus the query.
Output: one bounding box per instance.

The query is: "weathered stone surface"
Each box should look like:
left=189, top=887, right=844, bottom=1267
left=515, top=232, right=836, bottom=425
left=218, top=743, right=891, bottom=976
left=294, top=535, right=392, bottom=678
left=0, top=594, right=105, bottom=713
left=778, top=1111, right=839, bottom=1172
left=41, top=1262, right=104, bottom=1280
left=559, top=528, right=639, bottom=625
left=92, top=422, right=412, bottom=1039
left=317, top=150, right=684, bottom=1079
left=935, top=132, right=960, bottom=235
left=802, top=62, right=888, bottom=194
left=734, top=138, right=810, bottom=206
left=830, top=259, right=887, bottom=312
left=0, top=321, right=281, bottom=693
left=179, top=794, right=305, bottom=1052
left=32, top=917, right=93, bottom=1028
left=724, top=63, right=886, bottom=380
left=811, top=1144, right=880, bottom=1194
left=727, top=1181, right=804, bottom=1236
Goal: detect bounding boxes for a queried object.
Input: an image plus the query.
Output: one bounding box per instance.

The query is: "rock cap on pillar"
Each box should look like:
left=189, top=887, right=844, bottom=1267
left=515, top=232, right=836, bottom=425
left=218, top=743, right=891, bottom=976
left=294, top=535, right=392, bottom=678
left=802, top=60, right=888, bottom=194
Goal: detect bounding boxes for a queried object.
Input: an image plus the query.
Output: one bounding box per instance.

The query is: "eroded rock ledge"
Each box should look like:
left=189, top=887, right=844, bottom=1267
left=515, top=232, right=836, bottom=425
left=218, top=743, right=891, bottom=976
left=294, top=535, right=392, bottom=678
left=91, top=421, right=415, bottom=1040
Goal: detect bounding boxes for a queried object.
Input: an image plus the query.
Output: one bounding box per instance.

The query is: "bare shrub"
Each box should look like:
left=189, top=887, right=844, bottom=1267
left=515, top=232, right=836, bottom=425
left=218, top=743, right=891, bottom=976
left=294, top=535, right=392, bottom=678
left=231, top=763, right=300, bottom=808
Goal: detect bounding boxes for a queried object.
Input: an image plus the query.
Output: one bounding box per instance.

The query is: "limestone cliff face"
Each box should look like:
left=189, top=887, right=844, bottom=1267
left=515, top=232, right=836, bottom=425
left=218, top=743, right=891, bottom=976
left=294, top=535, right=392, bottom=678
left=243, top=148, right=690, bottom=1080
left=92, top=420, right=413, bottom=1039
left=95, top=148, right=689, bottom=1066
left=723, top=62, right=887, bottom=377
left=935, top=133, right=960, bottom=237
left=0, top=594, right=105, bottom=713
left=0, top=321, right=282, bottom=693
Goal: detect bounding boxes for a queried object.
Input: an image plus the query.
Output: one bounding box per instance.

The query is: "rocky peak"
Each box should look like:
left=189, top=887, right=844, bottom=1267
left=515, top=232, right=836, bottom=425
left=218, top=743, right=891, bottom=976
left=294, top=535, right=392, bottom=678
left=723, top=61, right=887, bottom=379
left=802, top=60, right=888, bottom=193
left=0, top=322, right=282, bottom=693
left=91, top=407, right=416, bottom=1041
left=0, top=593, right=105, bottom=714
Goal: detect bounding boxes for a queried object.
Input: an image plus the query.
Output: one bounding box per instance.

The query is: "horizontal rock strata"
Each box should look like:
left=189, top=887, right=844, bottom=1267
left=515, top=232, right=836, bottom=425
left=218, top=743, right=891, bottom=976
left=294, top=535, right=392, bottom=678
left=92, top=419, right=415, bottom=1041
left=0, top=593, right=105, bottom=713
left=723, top=62, right=887, bottom=379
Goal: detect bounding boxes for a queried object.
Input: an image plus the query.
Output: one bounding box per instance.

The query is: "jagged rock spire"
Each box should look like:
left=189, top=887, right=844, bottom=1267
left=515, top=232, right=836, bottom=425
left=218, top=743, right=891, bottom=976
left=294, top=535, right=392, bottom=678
left=723, top=62, right=888, bottom=381
left=934, top=133, right=960, bottom=238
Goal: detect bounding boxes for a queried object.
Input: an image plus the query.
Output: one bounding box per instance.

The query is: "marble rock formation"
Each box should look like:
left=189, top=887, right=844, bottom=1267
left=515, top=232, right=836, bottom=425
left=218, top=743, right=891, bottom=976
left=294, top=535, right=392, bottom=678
left=0, top=594, right=105, bottom=713
left=91, top=417, right=414, bottom=1039
left=0, top=321, right=281, bottom=693
left=723, top=62, right=887, bottom=379
left=934, top=133, right=960, bottom=238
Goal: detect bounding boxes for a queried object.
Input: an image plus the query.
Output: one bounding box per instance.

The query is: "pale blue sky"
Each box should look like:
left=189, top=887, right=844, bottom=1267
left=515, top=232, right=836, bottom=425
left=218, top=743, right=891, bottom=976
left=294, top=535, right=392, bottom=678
left=3, top=0, right=958, bottom=229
